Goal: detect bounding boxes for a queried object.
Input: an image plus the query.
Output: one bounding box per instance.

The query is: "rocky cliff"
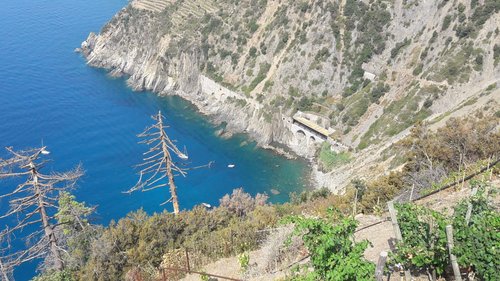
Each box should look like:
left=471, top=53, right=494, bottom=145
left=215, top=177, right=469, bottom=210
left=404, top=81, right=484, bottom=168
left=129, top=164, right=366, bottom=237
left=80, top=7, right=298, bottom=154
left=80, top=0, right=500, bottom=191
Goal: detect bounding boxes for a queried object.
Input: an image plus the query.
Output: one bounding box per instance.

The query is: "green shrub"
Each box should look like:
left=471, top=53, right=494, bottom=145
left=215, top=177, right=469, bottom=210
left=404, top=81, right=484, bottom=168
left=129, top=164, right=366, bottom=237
left=474, top=54, right=483, bottom=70
left=455, top=23, right=474, bottom=38
left=297, top=96, right=314, bottom=111
left=248, top=63, right=271, bottom=91
left=289, top=187, right=332, bottom=205
left=32, top=270, right=75, bottom=281
left=318, top=142, right=351, bottom=171
left=391, top=204, right=450, bottom=277
left=413, top=63, right=424, bottom=76
left=390, top=38, right=411, bottom=59
left=248, top=19, right=259, bottom=33
left=285, top=209, right=375, bottom=280
left=275, top=32, right=290, bottom=54
left=249, top=46, right=257, bottom=57
left=298, top=1, right=310, bottom=13
left=452, top=184, right=500, bottom=280
left=315, top=47, right=331, bottom=63
left=494, top=44, right=500, bottom=66
left=370, top=83, right=390, bottom=103
left=442, top=15, right=452, bottom=30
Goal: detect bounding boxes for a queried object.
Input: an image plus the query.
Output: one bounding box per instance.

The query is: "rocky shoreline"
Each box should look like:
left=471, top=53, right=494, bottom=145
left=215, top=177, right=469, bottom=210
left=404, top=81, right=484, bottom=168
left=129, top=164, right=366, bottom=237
left=75, top=5, right=354, bottom=192
left=79, top=36, right=313, bottom=155
left=79, top=30, right=289, bottom=146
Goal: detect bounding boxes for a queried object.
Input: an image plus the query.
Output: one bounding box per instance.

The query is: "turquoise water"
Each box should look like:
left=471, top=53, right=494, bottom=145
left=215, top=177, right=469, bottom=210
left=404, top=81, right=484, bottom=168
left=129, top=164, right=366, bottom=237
left=0, top=0, right=308, bottom=278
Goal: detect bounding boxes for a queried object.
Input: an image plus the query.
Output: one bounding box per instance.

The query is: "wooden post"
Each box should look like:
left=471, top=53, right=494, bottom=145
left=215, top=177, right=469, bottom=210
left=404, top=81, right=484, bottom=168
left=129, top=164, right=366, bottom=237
left=185, top=248, right=191, bottom=271
left=461, top=168, right=466, bottom=190
left=445, top=225, right=462, bottom=281
left=488, top=156, right=493, bottom=181
left=465, top=188, right=478, bottom=225
left=388, top=201, right=403, bottom=241
left=457, top=154, right=463, bottom=188
left=485, top=156, right=493, bottom=197
left=375, top=251, right=388, bottom=281
left=387, top=201, right=412, bottom=280
left=481, top=156, right=490, bottom=182
left=353, top=188, right=358, bottom=217
left=409, top=184, right=415, bottom=202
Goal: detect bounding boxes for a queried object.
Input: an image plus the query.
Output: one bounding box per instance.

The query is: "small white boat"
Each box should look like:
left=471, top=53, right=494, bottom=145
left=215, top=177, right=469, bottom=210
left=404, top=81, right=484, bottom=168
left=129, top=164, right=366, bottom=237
left=202, top=203, right=212, bottom=208
left=227, top=164, right=235, bottom=168
left=178, top=146, right=189, bottom=160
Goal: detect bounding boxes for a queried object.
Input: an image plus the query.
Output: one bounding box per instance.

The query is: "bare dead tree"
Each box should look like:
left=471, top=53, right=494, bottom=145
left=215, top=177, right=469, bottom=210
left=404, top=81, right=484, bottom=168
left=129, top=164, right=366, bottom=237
left=0, top=146, right=83, bottom=273
left=127, top=111, right=192, bottom=215
left=0, top=233, right=13, bottom=281
left=0, top=261, right=11, bottom=281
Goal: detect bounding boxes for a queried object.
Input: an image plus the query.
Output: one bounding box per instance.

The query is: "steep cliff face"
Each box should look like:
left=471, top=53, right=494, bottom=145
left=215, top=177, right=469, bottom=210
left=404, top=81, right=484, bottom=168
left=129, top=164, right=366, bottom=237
left=80, top=6, right=294, bottom=150
left=80, top=0, right=500, bottom=190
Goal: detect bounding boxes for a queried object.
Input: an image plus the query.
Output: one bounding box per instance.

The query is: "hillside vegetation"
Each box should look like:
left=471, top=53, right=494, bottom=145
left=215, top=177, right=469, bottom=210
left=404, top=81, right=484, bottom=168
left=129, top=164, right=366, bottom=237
left=80, top=0, right=500, bottom=190
left=89, top=0, right=498, bottom=144
left=1, top=0, right=499, bottom=280
left=25, top=114, right=499, bottom=281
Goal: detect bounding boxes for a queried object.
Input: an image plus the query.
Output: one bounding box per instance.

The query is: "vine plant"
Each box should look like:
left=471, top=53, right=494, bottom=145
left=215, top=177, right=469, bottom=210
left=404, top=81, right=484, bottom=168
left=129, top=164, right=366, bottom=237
left=452, top=181, right=499, bottom=280
left=285, top=208, right=375, bottom=281
left=391, top=203, right=449, bottom=279
left=390, top=181, right=499, bottom=281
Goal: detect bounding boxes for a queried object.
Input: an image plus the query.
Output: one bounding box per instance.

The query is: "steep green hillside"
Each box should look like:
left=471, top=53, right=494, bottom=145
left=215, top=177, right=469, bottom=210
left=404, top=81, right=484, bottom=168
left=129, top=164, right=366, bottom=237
left=80, top=0, right=500, bottom=189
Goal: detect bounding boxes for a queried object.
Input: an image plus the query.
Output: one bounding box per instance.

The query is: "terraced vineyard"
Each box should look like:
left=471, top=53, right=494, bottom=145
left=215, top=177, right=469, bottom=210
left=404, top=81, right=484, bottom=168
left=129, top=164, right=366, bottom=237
left=131, top=0, right=217, bottom=24
left=171, top=0, right=217, bottom=26
left=131, top=0, right=173, bottom=13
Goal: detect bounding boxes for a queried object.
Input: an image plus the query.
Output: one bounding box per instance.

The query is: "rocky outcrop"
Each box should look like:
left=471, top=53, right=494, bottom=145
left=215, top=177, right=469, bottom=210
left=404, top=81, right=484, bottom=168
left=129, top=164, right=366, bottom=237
left=80, top=0, right=500, bottom=192
left=79, top=7, right=307, bottom=161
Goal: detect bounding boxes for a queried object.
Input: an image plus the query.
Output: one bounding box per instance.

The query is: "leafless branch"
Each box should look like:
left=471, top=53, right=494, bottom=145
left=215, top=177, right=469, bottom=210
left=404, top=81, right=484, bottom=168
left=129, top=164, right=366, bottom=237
left=0, top=146, right=83, bottom=274
left=126, top=111, right=209, bottom=214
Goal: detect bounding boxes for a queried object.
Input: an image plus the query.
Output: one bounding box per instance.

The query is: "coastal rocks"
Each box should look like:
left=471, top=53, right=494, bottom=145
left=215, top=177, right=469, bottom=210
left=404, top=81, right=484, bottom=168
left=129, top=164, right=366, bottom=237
left=78, top=0, right=500, bottom=195
left=77, top=3, right=370, bottom=192
left=78, top=5, right=297, bottom=159
left=215, top=128, right=233, bottom=139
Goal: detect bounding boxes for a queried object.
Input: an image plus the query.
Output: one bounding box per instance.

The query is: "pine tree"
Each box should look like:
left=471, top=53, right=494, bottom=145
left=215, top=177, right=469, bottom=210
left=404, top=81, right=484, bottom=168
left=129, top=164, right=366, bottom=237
left=127, top=111, right=190, bottom=214
left=0, top=146, right=83, bottom=273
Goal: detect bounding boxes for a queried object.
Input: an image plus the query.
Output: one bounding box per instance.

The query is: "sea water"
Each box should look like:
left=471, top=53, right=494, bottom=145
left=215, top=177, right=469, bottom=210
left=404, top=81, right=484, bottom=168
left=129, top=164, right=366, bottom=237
left=0, top=0, right=308, bottom=279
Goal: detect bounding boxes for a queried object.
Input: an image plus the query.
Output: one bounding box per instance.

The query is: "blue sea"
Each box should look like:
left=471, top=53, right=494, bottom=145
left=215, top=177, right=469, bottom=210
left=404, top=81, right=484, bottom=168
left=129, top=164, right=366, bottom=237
left=0, top=0, right=308, bottom=279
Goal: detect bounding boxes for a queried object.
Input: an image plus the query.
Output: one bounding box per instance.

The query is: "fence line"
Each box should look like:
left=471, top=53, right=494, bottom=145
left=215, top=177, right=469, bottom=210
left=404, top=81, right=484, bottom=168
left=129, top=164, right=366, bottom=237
left=141, top=159, right=498, bottom=280
left=412, top=158, right=499, bottom=202
left=354, top=218, right=390, bottom=233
